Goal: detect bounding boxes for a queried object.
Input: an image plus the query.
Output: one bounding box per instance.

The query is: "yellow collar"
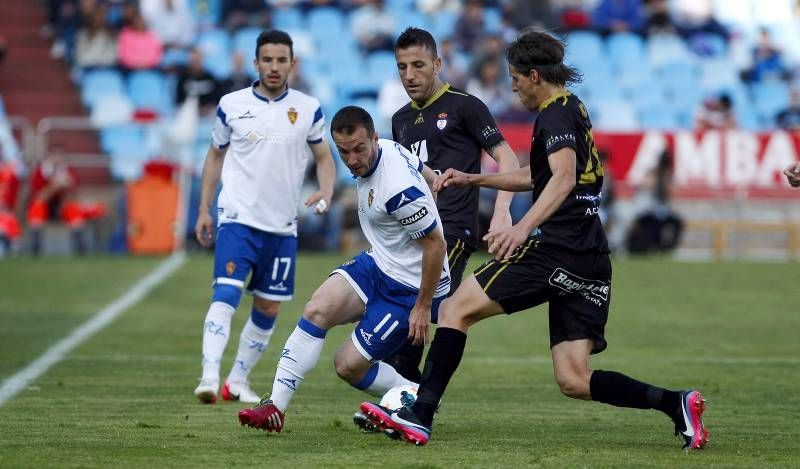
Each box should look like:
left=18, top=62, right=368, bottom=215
left=411, top=83, right=450, bottom=110
left=538, top=90, right=571, bottom=112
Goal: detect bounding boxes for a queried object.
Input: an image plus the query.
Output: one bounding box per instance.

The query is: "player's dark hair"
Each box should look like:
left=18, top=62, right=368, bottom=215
left=255, top=30, right=293, bottom=59
left=506, top=30, right=581, bottom=86
left=331, top=106, right=375, bottom=137
left=395, top=27, right=438, bottom=58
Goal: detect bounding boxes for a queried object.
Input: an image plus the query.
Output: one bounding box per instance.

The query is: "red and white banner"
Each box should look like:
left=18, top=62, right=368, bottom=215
left=501, top=126, right=800, bottom=199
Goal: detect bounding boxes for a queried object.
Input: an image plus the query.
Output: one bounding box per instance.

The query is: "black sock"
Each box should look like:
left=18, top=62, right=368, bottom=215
left=590, top=370, right=681, bottom=420
left=412, top=327, right=467, bottom=428
left=385, top=341, right=424, bottom=383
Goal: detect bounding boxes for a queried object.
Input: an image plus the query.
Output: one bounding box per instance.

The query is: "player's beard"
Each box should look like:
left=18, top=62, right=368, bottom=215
left=261, top=74, right=289, bottom=94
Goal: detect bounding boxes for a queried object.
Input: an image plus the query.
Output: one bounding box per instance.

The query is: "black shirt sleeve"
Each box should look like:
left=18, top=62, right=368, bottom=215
left=537, top=104, right=578, bottom=156
left=463, top=95, right=505, bottom=151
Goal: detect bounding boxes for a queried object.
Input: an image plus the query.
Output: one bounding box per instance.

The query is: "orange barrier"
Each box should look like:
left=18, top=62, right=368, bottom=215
left=126, top=174, right=178, bottom=254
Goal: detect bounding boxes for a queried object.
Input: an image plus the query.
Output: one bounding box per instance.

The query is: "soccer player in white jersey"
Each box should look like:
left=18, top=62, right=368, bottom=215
left=238, top=106, right=449, bottom=432
left=193, top=30, right=336, bottom=404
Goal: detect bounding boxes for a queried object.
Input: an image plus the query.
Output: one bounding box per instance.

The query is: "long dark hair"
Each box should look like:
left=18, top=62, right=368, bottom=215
left=506, top=30, right=582, bottom=86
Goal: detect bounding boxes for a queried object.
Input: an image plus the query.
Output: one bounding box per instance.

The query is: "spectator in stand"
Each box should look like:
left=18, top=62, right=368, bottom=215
left=694, top=93, right=737, bottom=130
left=0, top=157, right=21, bottom=257
left=176, top=48, right=222, bottom=116
left=592, top=0, right=645, bottom=36
left=439, top=37, right=469, bottom=89
left=221, top=0, right=271, bottom=32
left=117, top=10, right=163, bottom=70
left=643, top=0, right=678, bottom=37
left=503, top=0, right=558, bottom=33
left=453, top=0, right=487, bottom=52
left=743, top=28, right=788, bottom=83
left=221, top=52, right=253, bottom=95
left=466, top=57, right=512, bottom=116
left=784, top=162, right=800, bottom=187
left=75, top=6, right=118, bottom=70
left=350, top=0, right=395, bottom=55
left=26, top=146, right=105, bottom=255
left=776, top=88, right=800, bottom=130
left=626, top=150, right=683, bottom=254
left=672, top=0, right=728, bottom=40
left=141, top=0, right=197, bottom=51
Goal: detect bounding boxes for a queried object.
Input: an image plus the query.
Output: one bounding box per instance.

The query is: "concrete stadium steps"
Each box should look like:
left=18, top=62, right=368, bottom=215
left=0, top=0, right=107, bottom=185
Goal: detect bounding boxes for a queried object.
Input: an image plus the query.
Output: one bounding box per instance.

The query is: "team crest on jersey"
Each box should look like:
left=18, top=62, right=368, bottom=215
left=287, top=107, right=298, bottom=124
left=368, top=188, right=374, bottom=207
left=414, top=113, right=424, bottom=125
left=436, top=119, right=447, bottom=130
left=226, top=261, right=236, bottom=276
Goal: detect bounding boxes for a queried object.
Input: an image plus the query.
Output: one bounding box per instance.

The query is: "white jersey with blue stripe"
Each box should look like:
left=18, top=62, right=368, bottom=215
left=356, top=139, right=450, bottom=298
left=212, top=83, right=325, bottom=235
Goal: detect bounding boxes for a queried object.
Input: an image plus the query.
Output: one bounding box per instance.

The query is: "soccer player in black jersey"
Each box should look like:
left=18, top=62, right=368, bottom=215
left=360, top=31, right=709, bottom=450
left=382, top=27, right=520, bottom=383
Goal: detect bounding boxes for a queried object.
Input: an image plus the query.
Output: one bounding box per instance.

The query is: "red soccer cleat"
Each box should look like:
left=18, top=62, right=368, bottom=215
left=238, top=399, right=284, bottom=433
left=676, top=390, right=709, bottom=450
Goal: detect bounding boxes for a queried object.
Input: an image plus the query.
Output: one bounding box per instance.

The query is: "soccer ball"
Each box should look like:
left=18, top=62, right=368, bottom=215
left=379, top=384, right=418, bottom=411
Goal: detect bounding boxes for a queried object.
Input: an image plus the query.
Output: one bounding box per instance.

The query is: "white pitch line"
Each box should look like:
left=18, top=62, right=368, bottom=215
left=0, top=252, right=187, bottom=407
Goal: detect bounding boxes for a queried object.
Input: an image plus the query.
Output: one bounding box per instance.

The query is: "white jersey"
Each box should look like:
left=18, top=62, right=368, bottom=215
left=357, top=139, right=450, bottom=297
left=212, top=83, right=325, bottom=235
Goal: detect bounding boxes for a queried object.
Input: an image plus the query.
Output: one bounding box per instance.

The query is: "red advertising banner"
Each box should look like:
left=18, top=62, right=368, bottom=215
left=500, top=125, right=800, bottom=199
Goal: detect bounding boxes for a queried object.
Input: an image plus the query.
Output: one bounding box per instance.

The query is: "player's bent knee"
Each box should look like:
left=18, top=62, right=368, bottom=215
left=302, top=299, right=334, bottom=329
left=333, top=357, right=361, bottom=385
left=212, top=284, right=242, bottom=309
left=555, top=372, right=591, bottom=399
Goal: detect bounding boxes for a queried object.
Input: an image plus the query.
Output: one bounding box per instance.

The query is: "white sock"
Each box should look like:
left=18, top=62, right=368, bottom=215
left=227, top=317, right=274, bottom=383
left=269, top=321, right=326, bottom=412
left=359, top=361, right=417, bottom=397
left=201, top=301, right=235, bottom=382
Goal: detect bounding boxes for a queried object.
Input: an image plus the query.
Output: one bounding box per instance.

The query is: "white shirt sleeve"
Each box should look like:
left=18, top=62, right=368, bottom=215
left=212, top=103, right=231, bottom=149
left=307, top=104, right=325, bottom=144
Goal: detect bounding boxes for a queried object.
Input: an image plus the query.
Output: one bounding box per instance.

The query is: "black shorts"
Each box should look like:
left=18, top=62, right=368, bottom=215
left=473, top=239, right=611, bottom=354
left=445, top=234, right=475, bottom=295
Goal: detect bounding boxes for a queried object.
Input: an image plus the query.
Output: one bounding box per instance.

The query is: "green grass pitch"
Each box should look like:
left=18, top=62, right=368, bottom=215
left=1, top=254, right=799, bottom=468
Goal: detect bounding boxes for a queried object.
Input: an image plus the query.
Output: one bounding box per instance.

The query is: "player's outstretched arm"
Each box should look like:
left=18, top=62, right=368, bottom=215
left=420, top=164, right=439, bottom=202
left=409, top=228, right=447, bottom=346
left=486, top=141, right=522, bottom=232
left=434, top=166, right=532, bottom=193
left=305, top=141, right=336, bottom=214
left=783, top=162, right=800, bottom=187
left=195, top=145, right=227, bottom=247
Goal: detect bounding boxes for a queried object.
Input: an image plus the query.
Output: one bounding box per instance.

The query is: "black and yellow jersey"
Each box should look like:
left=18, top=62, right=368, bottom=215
left=392, top=83, right=505, bottom=248
left=530, top=91, right=609, bottom=253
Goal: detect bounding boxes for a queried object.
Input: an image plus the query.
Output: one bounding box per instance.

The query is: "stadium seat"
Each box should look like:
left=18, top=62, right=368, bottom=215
left=128, top=71, right=172, bottom=115
left=565, top=31, right=605, bottom=66
left=188, top=0, right=221, bottom=27
left=232, top=27, right=262, bottom=63
left=308, top=7, right=345, bottom=34
left=161, top=48, right=189, bottom=68
left=283, top=29, right=316, bottom=59
left=431, top=11, right=458, bottom=39
left=81, top=69, right=125, bottom=108
left=100, top=124, right=151, bottom=158
left=751, top=80, right=790, bottom=119
left=637, top=105, right=680, bottom=130
left=272, top=7, right=304, bottom=30
left=90, top=94, right=134, bottom=127
left=483, top=7, right=503, bottom=34
left=393, top=11, right=433, bottom=36
left=699, top=59, right=739, bottom=91
left=735, top=106, right=764, bottom=130
left=607, top=32, right=645, bottom=65
left=196, top=29, right=232, bottom=80
left=647, top=33, right=693, bottom=67
left=592, top=99, right=639, bottom=131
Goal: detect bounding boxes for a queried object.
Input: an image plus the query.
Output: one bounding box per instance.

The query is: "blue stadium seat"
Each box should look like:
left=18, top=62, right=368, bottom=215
left=699, top=59, right=739, bottom=91
left=484, top=7, right=503, bottom=34
left=196, top=29, right=232, bottom=80
left=272, top=7, right=304, bottom=30
left=431, top=10, right=458, bottom=38
left=233, top=27, right=261, bottom=62
left=626, top=82, right=668, bottom=109
left=393, top=11, right=433, bottom=36
left=592, top=99, right=638, bottom=131
left=647, top=34, right=693, bottom=67
left=637, top=106, right=680, bottom=130
left=751, top=80, right=790, bottom=119
left=367, top=51, right=399, bottom=83
left=161, top=48, right=189, bottom=68
left=736, top=106, right=764, bottom=130
left=308, top=7, right=345, bottom=34
left=565, top=31, right=605, bottom=66
left=100, top=124, right=149, bottom=158
left=81, top=69, right=125, bottom=108
left=284, top=29, right=317, bottom=58
left=128, top=71, right=172, bottom=115
left=607, top=32, right=645, bottom=65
